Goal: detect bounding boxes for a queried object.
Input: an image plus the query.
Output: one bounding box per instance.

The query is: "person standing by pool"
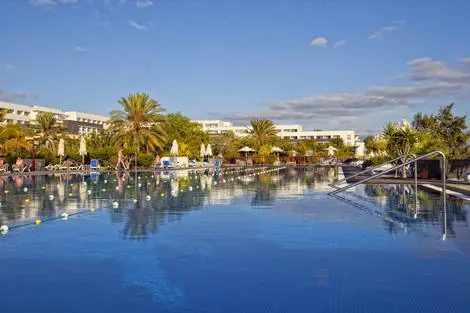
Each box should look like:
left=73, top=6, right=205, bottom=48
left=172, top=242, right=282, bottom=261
left=116, top=149, right=125, bottom=170
left=154, top=154, right=161, bottom=169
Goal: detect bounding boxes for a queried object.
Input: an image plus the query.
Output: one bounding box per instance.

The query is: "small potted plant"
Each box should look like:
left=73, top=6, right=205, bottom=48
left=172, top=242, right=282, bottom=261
left=419, top=166, right=431, bottom=179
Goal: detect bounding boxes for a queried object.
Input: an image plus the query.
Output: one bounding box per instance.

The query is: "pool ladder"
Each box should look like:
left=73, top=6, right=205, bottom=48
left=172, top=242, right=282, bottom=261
left=328, top=150, right=448, bottom=239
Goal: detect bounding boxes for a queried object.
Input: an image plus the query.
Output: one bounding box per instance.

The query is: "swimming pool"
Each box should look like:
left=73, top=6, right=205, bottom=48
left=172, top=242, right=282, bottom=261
left=1, top=167, right=469, bottom=313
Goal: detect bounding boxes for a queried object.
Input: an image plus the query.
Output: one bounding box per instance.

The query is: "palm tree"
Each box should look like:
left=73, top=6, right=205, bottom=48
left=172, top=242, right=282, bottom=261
left=381, top=122, right=418, bottom=178
left=248, top=119, right=277, bottom=148
left=32, top=112, right=64, bottom=149
left=109, top=93, right=167, bottom=168
left=0, top=123, right=30, bottom=153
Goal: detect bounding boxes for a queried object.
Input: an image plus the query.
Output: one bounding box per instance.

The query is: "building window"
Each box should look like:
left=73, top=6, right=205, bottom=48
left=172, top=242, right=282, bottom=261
left=347, top=135, right=352, bottom=140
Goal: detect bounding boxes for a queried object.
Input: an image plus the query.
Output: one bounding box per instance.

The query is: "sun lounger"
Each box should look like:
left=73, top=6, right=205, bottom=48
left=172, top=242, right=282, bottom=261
left=0, top=164, right=9, bottom=172
left=13, top=163, right=31, bottom=172
left=90, top=159, right=100, bottom=170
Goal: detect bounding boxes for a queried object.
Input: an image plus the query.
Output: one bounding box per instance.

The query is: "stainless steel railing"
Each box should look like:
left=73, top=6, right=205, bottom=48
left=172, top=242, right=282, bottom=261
left=328, top=150, right=447, bottom=239
left=328, top=153, right=417, bottom=189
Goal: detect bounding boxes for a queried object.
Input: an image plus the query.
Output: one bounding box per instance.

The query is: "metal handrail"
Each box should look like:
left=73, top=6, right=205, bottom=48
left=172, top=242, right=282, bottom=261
left=329, top=150, right=447, bottom=240
left=328, top=153, right=416, bottom=189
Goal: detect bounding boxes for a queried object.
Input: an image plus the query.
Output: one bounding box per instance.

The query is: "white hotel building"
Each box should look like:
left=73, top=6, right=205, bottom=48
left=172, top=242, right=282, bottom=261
left=0, top=101, right=109, bottom=135
left=194, top=120, right=361, bottom=147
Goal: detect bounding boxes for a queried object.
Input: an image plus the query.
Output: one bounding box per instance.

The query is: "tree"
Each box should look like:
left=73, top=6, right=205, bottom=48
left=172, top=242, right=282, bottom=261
left=412, top=104, right=468, bottom=158
left=381, top=122, right=418, bottom=177
left=109, top=93, right=167, bottom=167
left=163, top=113, right=209, bottom=158
left=330, top=137, right=345, bottom=149
left=32, top=112, right=64, bottom=150
left=248, top=119, right=277, bottom=148
left=364, top=135, right=386, bottom=156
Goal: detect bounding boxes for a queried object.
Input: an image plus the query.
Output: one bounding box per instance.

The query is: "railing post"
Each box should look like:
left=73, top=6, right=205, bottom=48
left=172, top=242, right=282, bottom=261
left=442, top=155, right=447, bottom=240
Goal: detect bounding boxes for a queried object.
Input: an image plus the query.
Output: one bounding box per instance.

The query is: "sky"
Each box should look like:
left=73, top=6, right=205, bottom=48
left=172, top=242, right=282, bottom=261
left=1, top=0, right=469, bottom=136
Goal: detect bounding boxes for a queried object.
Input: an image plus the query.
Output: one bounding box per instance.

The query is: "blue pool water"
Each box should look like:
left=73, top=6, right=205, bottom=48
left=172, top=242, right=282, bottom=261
left=1, top=167, right=470, bottom=313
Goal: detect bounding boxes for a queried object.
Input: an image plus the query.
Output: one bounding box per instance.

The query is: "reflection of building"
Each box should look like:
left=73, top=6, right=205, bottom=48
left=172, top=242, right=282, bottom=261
left=0, top=101, right=109, bottom=135
left=194, top=120, right=361, bottom=147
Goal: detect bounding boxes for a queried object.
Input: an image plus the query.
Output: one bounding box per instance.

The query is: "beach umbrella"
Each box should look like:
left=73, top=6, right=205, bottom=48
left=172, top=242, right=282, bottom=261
left=324, top=145, right=338, bottom=157
left=205, top=144, right=212, bottom=157
left=200, top=143, right=206, bottom=158
left=272, top=146, right=284, bottom=162
left=238, top=146, right=254, bottom=163
left=58, top=138, right=65, bottom=164
left=170, top=140, right=178, bottom=156
left=79, top=137, right=87, bottom=165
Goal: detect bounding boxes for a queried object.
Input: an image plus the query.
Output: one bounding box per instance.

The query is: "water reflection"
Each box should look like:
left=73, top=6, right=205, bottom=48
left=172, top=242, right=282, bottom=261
left=1, top=167, right=468, bottom=242
left=357, top=184, right=468, bottom=239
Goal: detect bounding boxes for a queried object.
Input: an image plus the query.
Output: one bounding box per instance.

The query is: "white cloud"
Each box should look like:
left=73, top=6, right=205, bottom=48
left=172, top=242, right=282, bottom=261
left=460, top=57, right=470, bottom=65
left=393, top=20, right=406, bottom=25
left=333, top=40, right=346, bottom=48
left=128, top=20, right=148, bottom=31
left=136, top=0, right=153, bottom=8
left=73, top=46, right=89, bottom=52
left=400, top=57, right=470, bottom=83
left=30, top=0, right=77, bottom=6
left=223, top=57, right=469, bottom=133
left=5, top=64, right=16, bottom=70
left=368, top=26, right=397, bottom=40
left=310, top=37, right=328, bottom=48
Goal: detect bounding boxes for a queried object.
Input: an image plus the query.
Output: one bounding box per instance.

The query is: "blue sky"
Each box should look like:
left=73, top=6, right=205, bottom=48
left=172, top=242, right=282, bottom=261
left=1, top=0, right=469, bottom=135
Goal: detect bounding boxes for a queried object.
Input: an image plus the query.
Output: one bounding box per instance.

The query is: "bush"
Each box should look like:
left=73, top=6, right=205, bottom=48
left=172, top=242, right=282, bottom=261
left=137, top=152, right=155, bottom=168
left=362, top=155, right=390, bottom=169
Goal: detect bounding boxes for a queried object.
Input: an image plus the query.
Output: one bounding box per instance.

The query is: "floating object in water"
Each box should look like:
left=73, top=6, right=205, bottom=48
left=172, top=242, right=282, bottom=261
left=161, top=193, right=165, bottom=197
left=23, top=187, right=28, bottom=192
left=0, top=225, right=9, bottom=234
left=145, top=195, right=151, bottom=201
left=113, top=202, right=119, bottom=208
left=35, top=219, right=42, bottom=225
left=188, top=187, right=193, bottom=191
left=49, top=195, right=54, bottom=200
left=133, top=199, right=138, bottom=203
left=68, top=193, right=73, bottom=197
left=61, top=212, right=69, bottom=220
left=87, top=190, right=91, bottom=194
left=90, top=208, right=96, bottom=212
left=25, top=199, right=30, bottom=203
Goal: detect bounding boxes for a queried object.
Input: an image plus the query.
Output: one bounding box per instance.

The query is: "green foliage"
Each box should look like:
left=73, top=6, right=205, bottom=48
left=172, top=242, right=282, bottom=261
left=248, top=119, right=277, bottom=148
left=330, top=137, right=345, bottom=149
left=137, top=152, right=155, bottom=167
left=32, top=112, right=64, bottom=150
left=109, top=92, right=166, bottom=153
left=381, top=122, right=418, bottom=160
left=362, top=155, right=390, bottom=169
left=412, top=103, right=468, bottom=158
left=163, top=112, right=209, bottom=158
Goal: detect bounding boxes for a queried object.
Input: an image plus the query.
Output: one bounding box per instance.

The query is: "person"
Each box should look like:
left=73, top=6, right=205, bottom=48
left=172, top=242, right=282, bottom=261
left=12, top=156, right=24, bottom=171
left=154, top=154, right=161, bottom=168
left=116, top=149, right=125, bottom=170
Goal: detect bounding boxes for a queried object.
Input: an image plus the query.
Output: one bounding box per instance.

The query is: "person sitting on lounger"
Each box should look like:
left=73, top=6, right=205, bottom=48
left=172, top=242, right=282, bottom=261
left=12, top=157, right=24, bottom=171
